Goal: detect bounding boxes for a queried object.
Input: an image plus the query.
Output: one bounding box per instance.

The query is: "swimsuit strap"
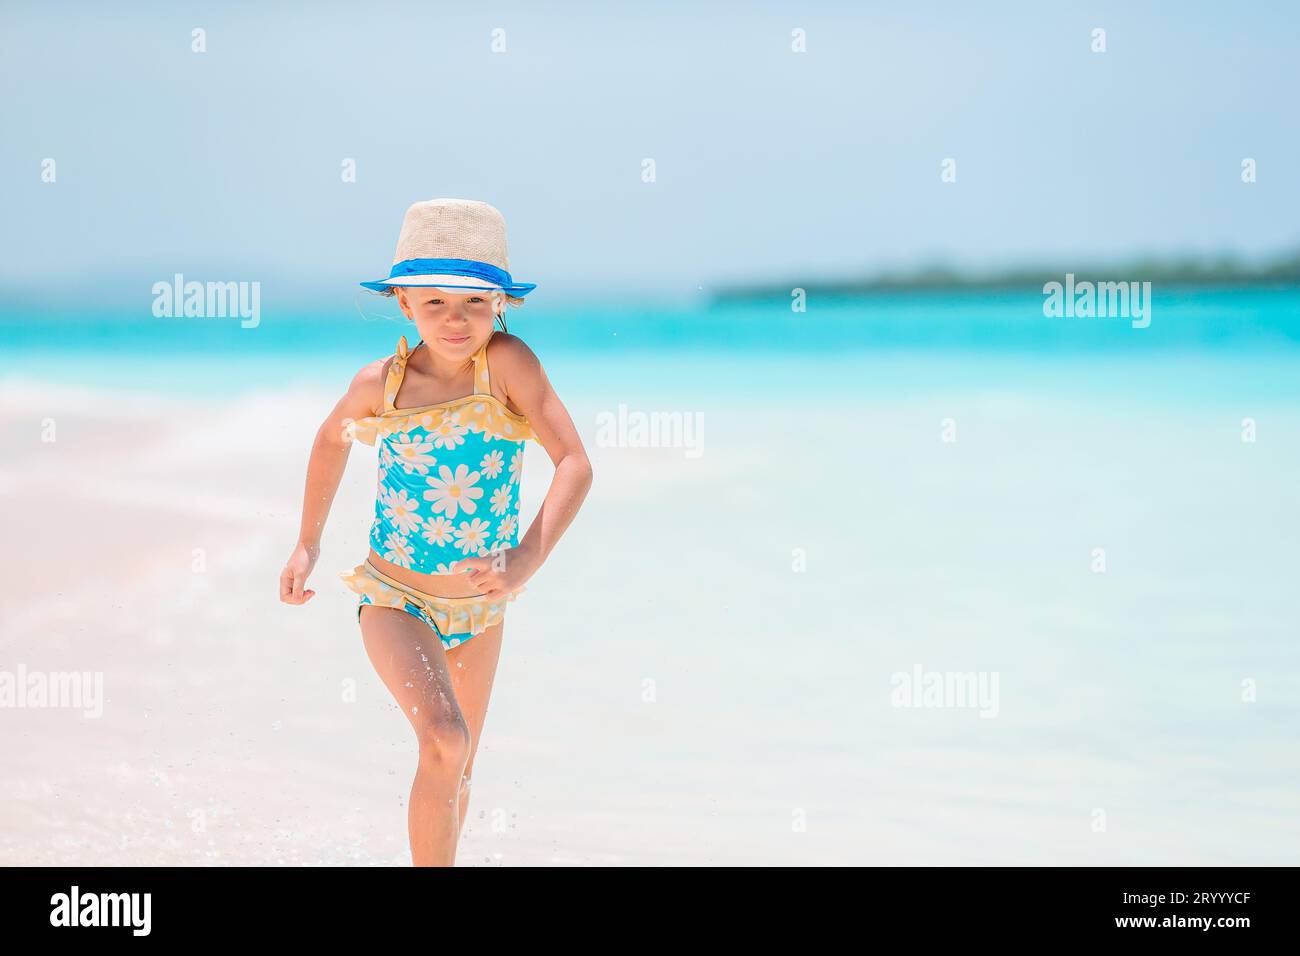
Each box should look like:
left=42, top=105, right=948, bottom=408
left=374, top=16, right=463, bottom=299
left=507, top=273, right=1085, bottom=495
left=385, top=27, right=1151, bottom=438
left=472, top=330, right=495, bottom=398
left=382, top=335, right=413, bottom=413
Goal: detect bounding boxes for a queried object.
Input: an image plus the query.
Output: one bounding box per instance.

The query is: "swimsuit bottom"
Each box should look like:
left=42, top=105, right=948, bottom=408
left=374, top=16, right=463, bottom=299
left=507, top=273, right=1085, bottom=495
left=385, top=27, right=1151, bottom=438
left=339, top=561, right=524, bottom=650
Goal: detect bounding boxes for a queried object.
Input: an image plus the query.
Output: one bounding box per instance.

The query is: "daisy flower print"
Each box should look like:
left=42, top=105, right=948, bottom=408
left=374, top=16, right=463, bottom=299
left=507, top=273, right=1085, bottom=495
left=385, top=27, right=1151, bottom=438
left=453, top=517, right=493, bottom=555
left=389, top=434, right=438, bottom=475
left=381, top=532, right=415, bottom=568
left=382, top=487, right=423, bottom=534
left=423, top=463, right=483, bottom=519
left=428, top=415, right=469, bottom=450
left=480, top=449, right=504, bottom=479
left=421, top=514, right=455, bottom=548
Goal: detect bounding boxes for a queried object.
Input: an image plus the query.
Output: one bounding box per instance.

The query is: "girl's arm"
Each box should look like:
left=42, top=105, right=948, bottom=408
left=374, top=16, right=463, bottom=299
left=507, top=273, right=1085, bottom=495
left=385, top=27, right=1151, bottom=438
left=280, top=358, right=387, bottom=605
left=461, top=334, right=593, bottom=599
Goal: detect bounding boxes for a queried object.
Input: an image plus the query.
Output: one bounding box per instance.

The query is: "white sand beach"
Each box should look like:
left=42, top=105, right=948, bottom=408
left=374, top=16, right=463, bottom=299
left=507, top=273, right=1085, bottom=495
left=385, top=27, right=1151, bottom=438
left=2, top=354, right=1299, bottom=866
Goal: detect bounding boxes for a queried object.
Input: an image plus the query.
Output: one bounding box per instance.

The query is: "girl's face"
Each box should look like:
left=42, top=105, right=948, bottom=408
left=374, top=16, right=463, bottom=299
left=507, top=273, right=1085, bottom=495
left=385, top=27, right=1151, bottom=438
left=394, top=287, right=500, bottom=358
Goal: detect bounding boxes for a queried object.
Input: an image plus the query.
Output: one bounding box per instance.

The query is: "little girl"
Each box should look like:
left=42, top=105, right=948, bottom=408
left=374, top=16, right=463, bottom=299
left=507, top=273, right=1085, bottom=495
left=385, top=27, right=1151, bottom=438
left=279, top=198, right=593, bottom=866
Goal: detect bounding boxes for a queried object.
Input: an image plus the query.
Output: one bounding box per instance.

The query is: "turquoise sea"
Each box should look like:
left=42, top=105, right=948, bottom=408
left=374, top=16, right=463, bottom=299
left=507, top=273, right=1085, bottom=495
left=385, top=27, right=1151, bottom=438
left=3, top=286, right=1300, bottom=400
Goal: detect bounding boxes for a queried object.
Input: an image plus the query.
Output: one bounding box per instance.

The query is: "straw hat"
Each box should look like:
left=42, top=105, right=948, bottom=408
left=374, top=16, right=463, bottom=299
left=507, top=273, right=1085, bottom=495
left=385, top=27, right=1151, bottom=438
left=360, top=198, right=536, bottom=304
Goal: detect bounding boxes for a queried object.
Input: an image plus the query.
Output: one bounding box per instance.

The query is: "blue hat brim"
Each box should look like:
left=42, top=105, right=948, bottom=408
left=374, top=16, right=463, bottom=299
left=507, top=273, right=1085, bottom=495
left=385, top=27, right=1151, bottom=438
left=360, top=257, right=535, bottom=296
left=359, top=278, right=537, bottom=295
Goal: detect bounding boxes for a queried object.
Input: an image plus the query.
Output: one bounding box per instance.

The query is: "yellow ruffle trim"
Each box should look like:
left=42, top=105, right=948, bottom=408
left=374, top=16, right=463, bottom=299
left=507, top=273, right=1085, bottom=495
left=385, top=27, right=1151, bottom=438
left=339, top=562, right=524, bottom=637
left=345, top=397, right=535, bottom=447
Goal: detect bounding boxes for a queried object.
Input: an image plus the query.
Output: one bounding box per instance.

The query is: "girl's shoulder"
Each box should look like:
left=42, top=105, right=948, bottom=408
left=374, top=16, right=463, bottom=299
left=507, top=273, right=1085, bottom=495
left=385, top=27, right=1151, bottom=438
left=485, top=331, right=547, bottom=419
left=485, top=330, right=543, bottom=381
left=343, top=353, right=392, bottom=418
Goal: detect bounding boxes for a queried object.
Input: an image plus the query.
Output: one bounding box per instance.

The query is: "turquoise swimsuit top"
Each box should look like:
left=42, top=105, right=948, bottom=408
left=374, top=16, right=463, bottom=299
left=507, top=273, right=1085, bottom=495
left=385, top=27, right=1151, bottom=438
left=345, top=333, right=534, bottom=575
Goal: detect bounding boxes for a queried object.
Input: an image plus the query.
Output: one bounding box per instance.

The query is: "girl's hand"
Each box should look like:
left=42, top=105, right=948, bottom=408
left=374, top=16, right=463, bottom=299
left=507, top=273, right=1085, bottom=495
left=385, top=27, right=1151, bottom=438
left=456, top=544, right=540, bottom=601
left=280, top=542, right=320, bottom=605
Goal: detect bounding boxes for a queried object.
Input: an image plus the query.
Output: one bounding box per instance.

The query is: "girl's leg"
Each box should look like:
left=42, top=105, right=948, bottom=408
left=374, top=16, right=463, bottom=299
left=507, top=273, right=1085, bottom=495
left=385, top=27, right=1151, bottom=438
left=445, top=620, right=505, bottom=832
left=359, top=604, right=471, bottom=867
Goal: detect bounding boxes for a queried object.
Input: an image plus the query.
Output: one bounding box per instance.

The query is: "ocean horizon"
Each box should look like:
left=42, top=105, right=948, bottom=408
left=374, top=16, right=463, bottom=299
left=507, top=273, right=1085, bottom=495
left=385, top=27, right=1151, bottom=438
left=3, top=287, right=1299, bottom=398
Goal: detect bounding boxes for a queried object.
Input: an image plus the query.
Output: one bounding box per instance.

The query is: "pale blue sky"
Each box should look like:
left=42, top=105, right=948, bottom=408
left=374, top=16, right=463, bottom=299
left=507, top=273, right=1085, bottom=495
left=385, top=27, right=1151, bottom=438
left=3, top=0, right=1298, bottom=305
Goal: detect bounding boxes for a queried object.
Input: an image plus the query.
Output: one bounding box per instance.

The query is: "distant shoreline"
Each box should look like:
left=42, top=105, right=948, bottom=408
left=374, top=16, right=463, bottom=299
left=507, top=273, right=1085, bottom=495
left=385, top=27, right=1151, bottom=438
left=711, top=250, right=1300, bottom=301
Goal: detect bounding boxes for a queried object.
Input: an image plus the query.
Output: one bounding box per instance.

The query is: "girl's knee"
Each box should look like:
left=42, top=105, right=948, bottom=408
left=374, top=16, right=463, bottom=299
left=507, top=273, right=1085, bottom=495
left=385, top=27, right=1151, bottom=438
left=414, top=713, right=472, bottom=768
